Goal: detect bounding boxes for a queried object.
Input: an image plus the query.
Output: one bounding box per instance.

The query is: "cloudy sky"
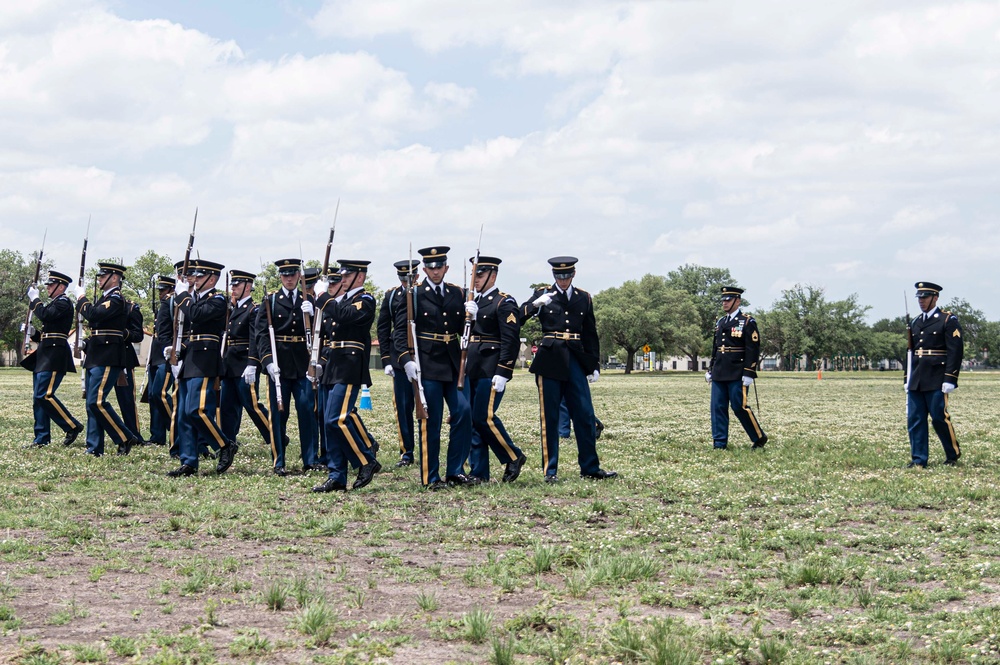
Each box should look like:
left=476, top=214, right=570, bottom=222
left=2, top=0, right=998, bottom=319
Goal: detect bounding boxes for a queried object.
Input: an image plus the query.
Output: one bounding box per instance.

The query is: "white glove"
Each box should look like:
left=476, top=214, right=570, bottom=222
left=942, top=382, right=956, bottom=394
left=742, top=376, right=754, bottom=387
left=464, top=300, right=479, bottom=317
left=27, top=286, right=40, bottom=301
left=175, top=279, right=190, bottom=294
left=589, top=370, right=600, bottom=383
left=384, top=366, right=395, bottom=378
left=72, top=284, right=86, bottom=300
left=311, top=363, right=323, bottom=379
left=170, top=361, right=183, bottom=380
left=242, top=365, right=257, bottom=386
left=300, top=300, right=314, bottom=316
left=266, top=362, right=279, bottom=382
left=492, top=375, right=508, bottom=393
left=20, top=323, right=36, bottom=336
left=163, top=346, right=173, bottom=360
left=316, top=279, right=330, bottom=294
left=404, top=361, right=418, bottom=382
left=705, top=371, right=712, bottom=383
left=533, top=292, right=553, bottom=307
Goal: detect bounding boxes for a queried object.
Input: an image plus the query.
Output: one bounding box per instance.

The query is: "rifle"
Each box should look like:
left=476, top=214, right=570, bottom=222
left=904, top=291, right=914, bottom=412
left=406, top=244, right=429, bottom=419
left=139, top=275, right=156, bottom=403
left=220, top=271, right=231, bottom=358
left=298, top=243, right=313, bottom=363
left=457, top=224, right=483, bottom=389
left=22, top=230, right=47, bottom=357
left=309, top=199, right=339, bottom=381
left=263, top=291, right=283, bottom=412
left=170, top=208, right=198, bottom=365
left=74, top=216, right=90, bottom=359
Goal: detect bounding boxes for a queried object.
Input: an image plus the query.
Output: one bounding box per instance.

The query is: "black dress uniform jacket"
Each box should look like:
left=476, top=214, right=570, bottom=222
left=376, top=285, right=405, bottom=370
left=26, top=294, right=76, bottom=374
left=150, top=298, right=172, bottom=368
left=392, top=281, right=463, bottom=383
left=318, top=289, right=376, bottom=386
left=909, top=310, right=963, bottom=391
left=122, top=301, right=143, bottom=369
left=79, top=287, right=128, bottom=369
left=467, top=289, right=520, bottom=381
left=223, top=297, right=259, bottom=379
left=521, top=286, right=599, bottom=382
left=176, top=289, right=227, bottom=379
left=253, top=289, right=312, bottom=380
left=709, top=312, right=760, bottom=382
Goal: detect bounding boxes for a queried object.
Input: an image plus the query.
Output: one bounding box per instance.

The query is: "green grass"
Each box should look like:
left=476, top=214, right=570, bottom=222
left=0, top=368, right=998, bottom=662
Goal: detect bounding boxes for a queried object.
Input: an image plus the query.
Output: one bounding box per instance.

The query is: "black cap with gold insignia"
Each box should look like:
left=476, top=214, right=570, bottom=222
left=471, top=256, right=501, bottom=273
left=915, top=281, right=942, bottom=297
left=721, top=286, right=744, bottom=301
left=229, top=270, right=256, bottom=285
left=337, top=260, right=371, bottom=274
left=303, top=267, right=321, bottom=286
left=157, top=275, right=176, bottom=290
left=274, top=258, right=302, bottom=276
left=394, top=260, right=420, bottom=278
left=96, top=261, right=127, bottom=277
left=173, top=260, right=195, bottom=278
left=548, top=256, right=577, bottom=278
left=418, top=246, right=449, bottom=268
left=189, top=260, right=224, bottom=277
left=45, top=270, right=72, bottom=286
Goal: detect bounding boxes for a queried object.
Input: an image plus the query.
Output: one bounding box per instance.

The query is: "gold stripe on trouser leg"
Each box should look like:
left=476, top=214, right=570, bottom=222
left=267, top=378, right=280, bottom=467
left=338, top=385, right=366, bottom=462
left=96, top=367, right=127, bottom=442
left=741, top=385, right=763, bottom=438
left=943, top=393, right=960, bottom=457
left=391, top=386, right=405, bottom=454
left=168, top=379, right=177, bottom=452
left=488, top=387, right=516, bottom=460
left=420, top=417, right=429, bottom=486
left=349, top=410, right=376, bottom=448
left=198, top=378, right=227, bottom=448
left=130, top=369, right=141, bottom=433
left=250, top=380, right=269, bottom=432
left=536, top=375, right=548, bottom=472
left=45, top=373, right=74, bottom=429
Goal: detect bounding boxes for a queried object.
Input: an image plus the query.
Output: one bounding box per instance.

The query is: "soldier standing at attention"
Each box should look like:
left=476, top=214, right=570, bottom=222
left=75, top=262, right=141, bottom=457
left=377, top=260, right=420, bottom=468
left=906, top=281, right=963, bottom=468
left=463, top=256, right=527, bottom=483
left=252, top=258, right=318, bottom=476
left=166, top=260, right=238, bottom=476
left=707, top=286, right=767, bottom=450
left=392, top=246, right=474, bottom=489
left=521, top=257, right=616, bottom=483
left=23, top=270, right=83, bottom=448
left=147, top=275, right=175, bottom=446
left=222, top=270, right=272, bottom=449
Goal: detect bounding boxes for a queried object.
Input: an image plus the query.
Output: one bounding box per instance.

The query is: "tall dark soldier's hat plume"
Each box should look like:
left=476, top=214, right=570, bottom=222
left=45, top=270, right=72, bottom=286
left=274, top=258, right=302, bottom=275
left=96, top=261, right=126, bottom=276
left=915, top=282, right=942, bottom=297
left=394, top=260, right=420, bottom=277
left=471, top=256, right=501, bottom=274
left=418, top=247, right=449, bottom=268
left=548, top=256, right=577, bottom=279
left=721, top=286, right=744, bottom=301
left=229, top=270, right=255, bottom=285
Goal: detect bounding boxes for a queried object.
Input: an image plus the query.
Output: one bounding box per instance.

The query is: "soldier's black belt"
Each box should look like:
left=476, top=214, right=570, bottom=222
left=90, top=329, right=123, bottom=337
left=327, top=341, right=365, bottom=351
left=188, top=334, right=220, bottom=342
left=41, top=332, right=69, bottom=340
left=275, top=335, right=306, bottom=343
left=418, top=332, right=457, bottom=343
left=915, top=349, right=947, bottom=357
left=544, top=332, right=581, bottom=341
left=469, top=335, right=500, bottom=344
left=717, top=346, right=745, bottom=353
left=227, top=340, right=250, bottom=346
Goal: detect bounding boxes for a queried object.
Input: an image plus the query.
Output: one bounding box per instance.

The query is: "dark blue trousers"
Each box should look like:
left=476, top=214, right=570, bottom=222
left=558, top=396, right=603, bottom=439
left=907, top=389, right=960, bottom=466
left=536, top=360, right=600, bottom=477
left=177, top=377, right=231, bottom=469
left=418, top=378, right=471, bottom=485
left=710, top=380, right=764, bottom=448
left=391, top=370, right=416, bottom=462
left=85, top=366, right=133, bottom=455
left=219, top=376, right=272, bottom=447
left=467, top=377, right=522, bottom=481
left=266, top=375, right=317, bottom=470
left=148, top=363, right=173, bottom=444
left=323, top=384, right=376, bottom=484
left=115, top=367, right=141, bottom=442
left=32, top=371, right=80, bottom=445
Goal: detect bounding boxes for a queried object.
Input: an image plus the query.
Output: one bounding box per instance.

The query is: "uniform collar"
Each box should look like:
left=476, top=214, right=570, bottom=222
left=923, top=306, right=938, bottom=319
left=729, top=308, right=741, bottom=321
left=337, top=286, right=364, bottom=302
left=555, top=284, right=573, bottom=300
left=102, top=285, right=120, bottom=297
left=238, top=295, right=252, bottom=307
left=476, top=285, right=498, bottom=299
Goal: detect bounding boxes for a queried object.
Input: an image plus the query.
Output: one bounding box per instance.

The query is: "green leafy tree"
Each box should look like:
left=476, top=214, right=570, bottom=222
left=941, top=298, right=986, bottom=362
left=0, top=249, right=53, bottom=365
left=665, top=264, right=742, bottom=369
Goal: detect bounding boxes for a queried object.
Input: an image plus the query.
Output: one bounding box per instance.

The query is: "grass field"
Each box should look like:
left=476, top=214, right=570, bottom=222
left=0, top=368, right=999, bottom=664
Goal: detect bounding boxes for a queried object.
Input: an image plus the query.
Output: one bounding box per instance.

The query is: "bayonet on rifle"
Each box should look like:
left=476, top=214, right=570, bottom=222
left=22, top=230, right=47, bottom=356
left=457, top=224, right=484, bottom=389
left=309, top=199, right=339, bottom=381
left=170, top=208, right=198, bottom=365
left=406, top=244, right=429, bottom=419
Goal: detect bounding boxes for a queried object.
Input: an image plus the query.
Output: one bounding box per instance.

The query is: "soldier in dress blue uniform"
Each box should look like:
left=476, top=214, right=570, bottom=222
left=392, top=246, right=474, bottom=489
left=147, top=275, right=175, bottom=446
left=220, top=270, right=272, bottom=450
left=707, top=286, right=767, bottom=449
left=75, top=262, right=141, bottom=457
left=251, top=258, right=318, bottom=476
left=115, top=297, right=144, bottom=444
left=521, top=257, right=616, bottom=483
left=377, top=260, right=420, bottom=468
left=166, top=260, right=239, bottom=476
left=463, top=256, right=527, bottom=483
left=906, top=281, right=963, bottom=468
left=22, top=270, right=83, bottom=448
left=312, top=260, right=381, bottom=492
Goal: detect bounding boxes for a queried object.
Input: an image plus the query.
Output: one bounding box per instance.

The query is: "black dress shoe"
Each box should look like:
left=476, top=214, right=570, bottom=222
left=544, top=474, right=559, bottom=484
left=943, top=459, right=958, bottom=466
left=353, top=461, right=382, bottom=490
left=117, top=436, right=138, bottom=456
left=84, top=450, right=103, bottom=458
left=502, top=454, right=527, bottom=483
left=304, top=464, right=327, bottom=471
left=394, top=458, right=413, bottom=468
left=752, top=433, right=768, bottom=449
left=427, top=480, right=449, bottom=491
left=595, top=419, right=605, bottom=440
left=216, top=442, right=239, bottom=474
left=371, top=441, right=380, bottom=458
left=582, top=469, right=618, bottom=480
left=312, top=477, right=347, bottom=493
left=201, top=450, right=217, bottom=460
left=446, top=473, right=479, bottom=487
left=63, top=425, right=84, bottom=447
left=273, top=466, right=289, bottom=477
left=23, top=441, right=49, bottom=449
left=167, top=464, right=196, bottom=477
left=906, top=461, right=927, bottom=469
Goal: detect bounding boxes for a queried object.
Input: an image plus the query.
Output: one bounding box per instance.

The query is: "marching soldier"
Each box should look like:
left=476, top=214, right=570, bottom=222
left=166, top=260, right=238, bottom=476
left=251, top=258, right=318, bottom=476
left=463, top=256, right=527, bottom=482
left=377, top=260, right=420, bottom=467
left=392, top=246, right=473, bottom=489
left=116, top=297, right=144, bottom=444
left=706, top=286, right=767, bottom=450
left=906, top=281, right=963, bottom=468
left=221, top=270, right=272, bottom=449
left=75, top=262, right=141, bottom=457
left=521, top=257, right=616, bottom=483
left=312, top=260, right=381, bottom=492
left=147, top=275, right=174, bottom=446
left=23, top=270, right=83, bottom=448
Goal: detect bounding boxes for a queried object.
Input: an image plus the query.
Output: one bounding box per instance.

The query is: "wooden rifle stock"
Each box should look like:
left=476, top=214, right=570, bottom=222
left=22, top=241, right=44, bottom=356
left=405, top=274, right=429, bottom=420
left=264, top=291, right=284, bottom=412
